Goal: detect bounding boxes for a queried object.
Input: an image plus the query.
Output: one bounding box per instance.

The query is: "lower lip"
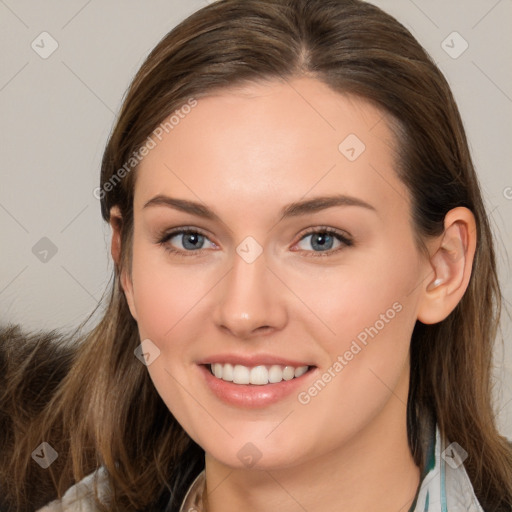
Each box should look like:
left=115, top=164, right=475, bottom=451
left=198, top=364, right=317, bottom=408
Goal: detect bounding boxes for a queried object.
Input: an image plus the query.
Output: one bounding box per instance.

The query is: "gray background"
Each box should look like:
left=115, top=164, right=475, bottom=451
left=1, top=0, right=511, bottom=438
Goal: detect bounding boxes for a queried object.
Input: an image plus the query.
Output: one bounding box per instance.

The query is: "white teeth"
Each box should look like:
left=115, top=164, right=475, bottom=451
left=213, top=363, right=223, bottom=379
left=209, top=363, right=309, bottom=385
left=294, top=366, right=308, bottom=378
left=249, top=365, right=268, bottom=385
left=282, top=366, right=295, bottom=381
left=222, top=363, right=234, bottom=382
left=268, top=365, right=283, bottom=383
left=233, top=364, right=250, bottom=384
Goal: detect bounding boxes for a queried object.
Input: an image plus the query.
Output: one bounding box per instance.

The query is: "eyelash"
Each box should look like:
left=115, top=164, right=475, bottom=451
left=156, top=226, right=353, bottom=258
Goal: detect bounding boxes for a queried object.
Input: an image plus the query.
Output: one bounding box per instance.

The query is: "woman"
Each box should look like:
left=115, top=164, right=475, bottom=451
left=1, top=0, right=511, bottom=510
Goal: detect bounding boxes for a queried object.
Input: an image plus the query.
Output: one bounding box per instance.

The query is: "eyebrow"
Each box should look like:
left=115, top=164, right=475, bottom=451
left=142, top=193, right=376, bottom=221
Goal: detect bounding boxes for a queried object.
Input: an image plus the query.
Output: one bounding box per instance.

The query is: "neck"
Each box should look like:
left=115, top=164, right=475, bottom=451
left=203, top=368, right=421, bottom=512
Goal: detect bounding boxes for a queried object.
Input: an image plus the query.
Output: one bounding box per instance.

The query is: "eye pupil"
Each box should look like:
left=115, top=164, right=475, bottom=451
left=311, top=233, right=334, bottom=251
left=183, top=233, right=204, bottom=250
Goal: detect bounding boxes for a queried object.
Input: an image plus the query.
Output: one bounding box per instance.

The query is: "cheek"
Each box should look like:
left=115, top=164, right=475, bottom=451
left=283, top=243, right=421, bottom=356
left=284, top=255, right=419, bottom=451
left=130, top=246, right=215, bottom=343
left=128, top=247, right=215, bottom=439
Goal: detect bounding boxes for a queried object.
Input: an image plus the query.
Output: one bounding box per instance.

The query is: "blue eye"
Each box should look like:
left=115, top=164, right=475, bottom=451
left=171, top=231, right=207, bottom=250
left=156, top=226, right=353, bottom=257
left=295, top=228, right=352, bottom=255
left=158, top=229, right=216, bottom=255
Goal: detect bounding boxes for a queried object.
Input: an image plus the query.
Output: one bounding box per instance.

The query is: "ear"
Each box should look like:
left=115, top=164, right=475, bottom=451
left=417, top=207, right=477, bottom=325
left=109, top=206, right=138, bottom=321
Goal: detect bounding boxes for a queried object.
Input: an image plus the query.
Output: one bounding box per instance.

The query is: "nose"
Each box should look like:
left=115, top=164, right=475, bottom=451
left=212, top=248, right=288, bottom=340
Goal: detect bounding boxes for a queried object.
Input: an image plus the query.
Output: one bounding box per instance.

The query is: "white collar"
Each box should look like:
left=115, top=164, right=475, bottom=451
left=410, top=424, right=484, bottom=511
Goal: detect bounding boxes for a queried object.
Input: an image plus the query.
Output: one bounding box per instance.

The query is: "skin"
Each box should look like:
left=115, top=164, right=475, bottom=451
left=110, top=77, right=476, bottom=512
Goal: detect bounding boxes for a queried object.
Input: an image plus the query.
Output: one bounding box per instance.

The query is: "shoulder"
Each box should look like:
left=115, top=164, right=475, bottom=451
left=35, top=468, right=109, bottom=512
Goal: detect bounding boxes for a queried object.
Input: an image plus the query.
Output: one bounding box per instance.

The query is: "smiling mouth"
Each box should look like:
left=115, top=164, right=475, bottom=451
left=207, top=363, right=313, bottom=385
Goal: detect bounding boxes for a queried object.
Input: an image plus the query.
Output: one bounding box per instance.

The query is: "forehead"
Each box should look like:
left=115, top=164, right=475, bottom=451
left=134, top=77, right=410, bottom=220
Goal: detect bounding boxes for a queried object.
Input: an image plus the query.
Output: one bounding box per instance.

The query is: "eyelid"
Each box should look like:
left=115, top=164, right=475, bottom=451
left=291, top=225, right=353, bottom=256
left=156, top=226, right=217, bottom=257
left=295, top=225, right=352, bottom=241
left=156, top=225, right=212, bottom=240
left=156, top=225, right=353, bottom=257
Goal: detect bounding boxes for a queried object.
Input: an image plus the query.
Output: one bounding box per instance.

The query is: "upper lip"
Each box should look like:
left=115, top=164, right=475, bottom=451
left=197, top=353, right=315, bottom=367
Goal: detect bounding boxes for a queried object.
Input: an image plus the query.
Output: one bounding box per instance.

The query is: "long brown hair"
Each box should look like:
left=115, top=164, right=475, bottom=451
left=2, top=0, right=511, bottom=510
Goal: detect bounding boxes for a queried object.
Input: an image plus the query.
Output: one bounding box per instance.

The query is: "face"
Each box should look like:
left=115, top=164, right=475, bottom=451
left=120, top=77, right=432, bottom=470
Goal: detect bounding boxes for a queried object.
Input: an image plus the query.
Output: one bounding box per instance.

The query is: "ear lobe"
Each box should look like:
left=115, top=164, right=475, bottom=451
left=109, top=205, right=138, bottom=321
left=417, top=207, right=476, bottom=325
